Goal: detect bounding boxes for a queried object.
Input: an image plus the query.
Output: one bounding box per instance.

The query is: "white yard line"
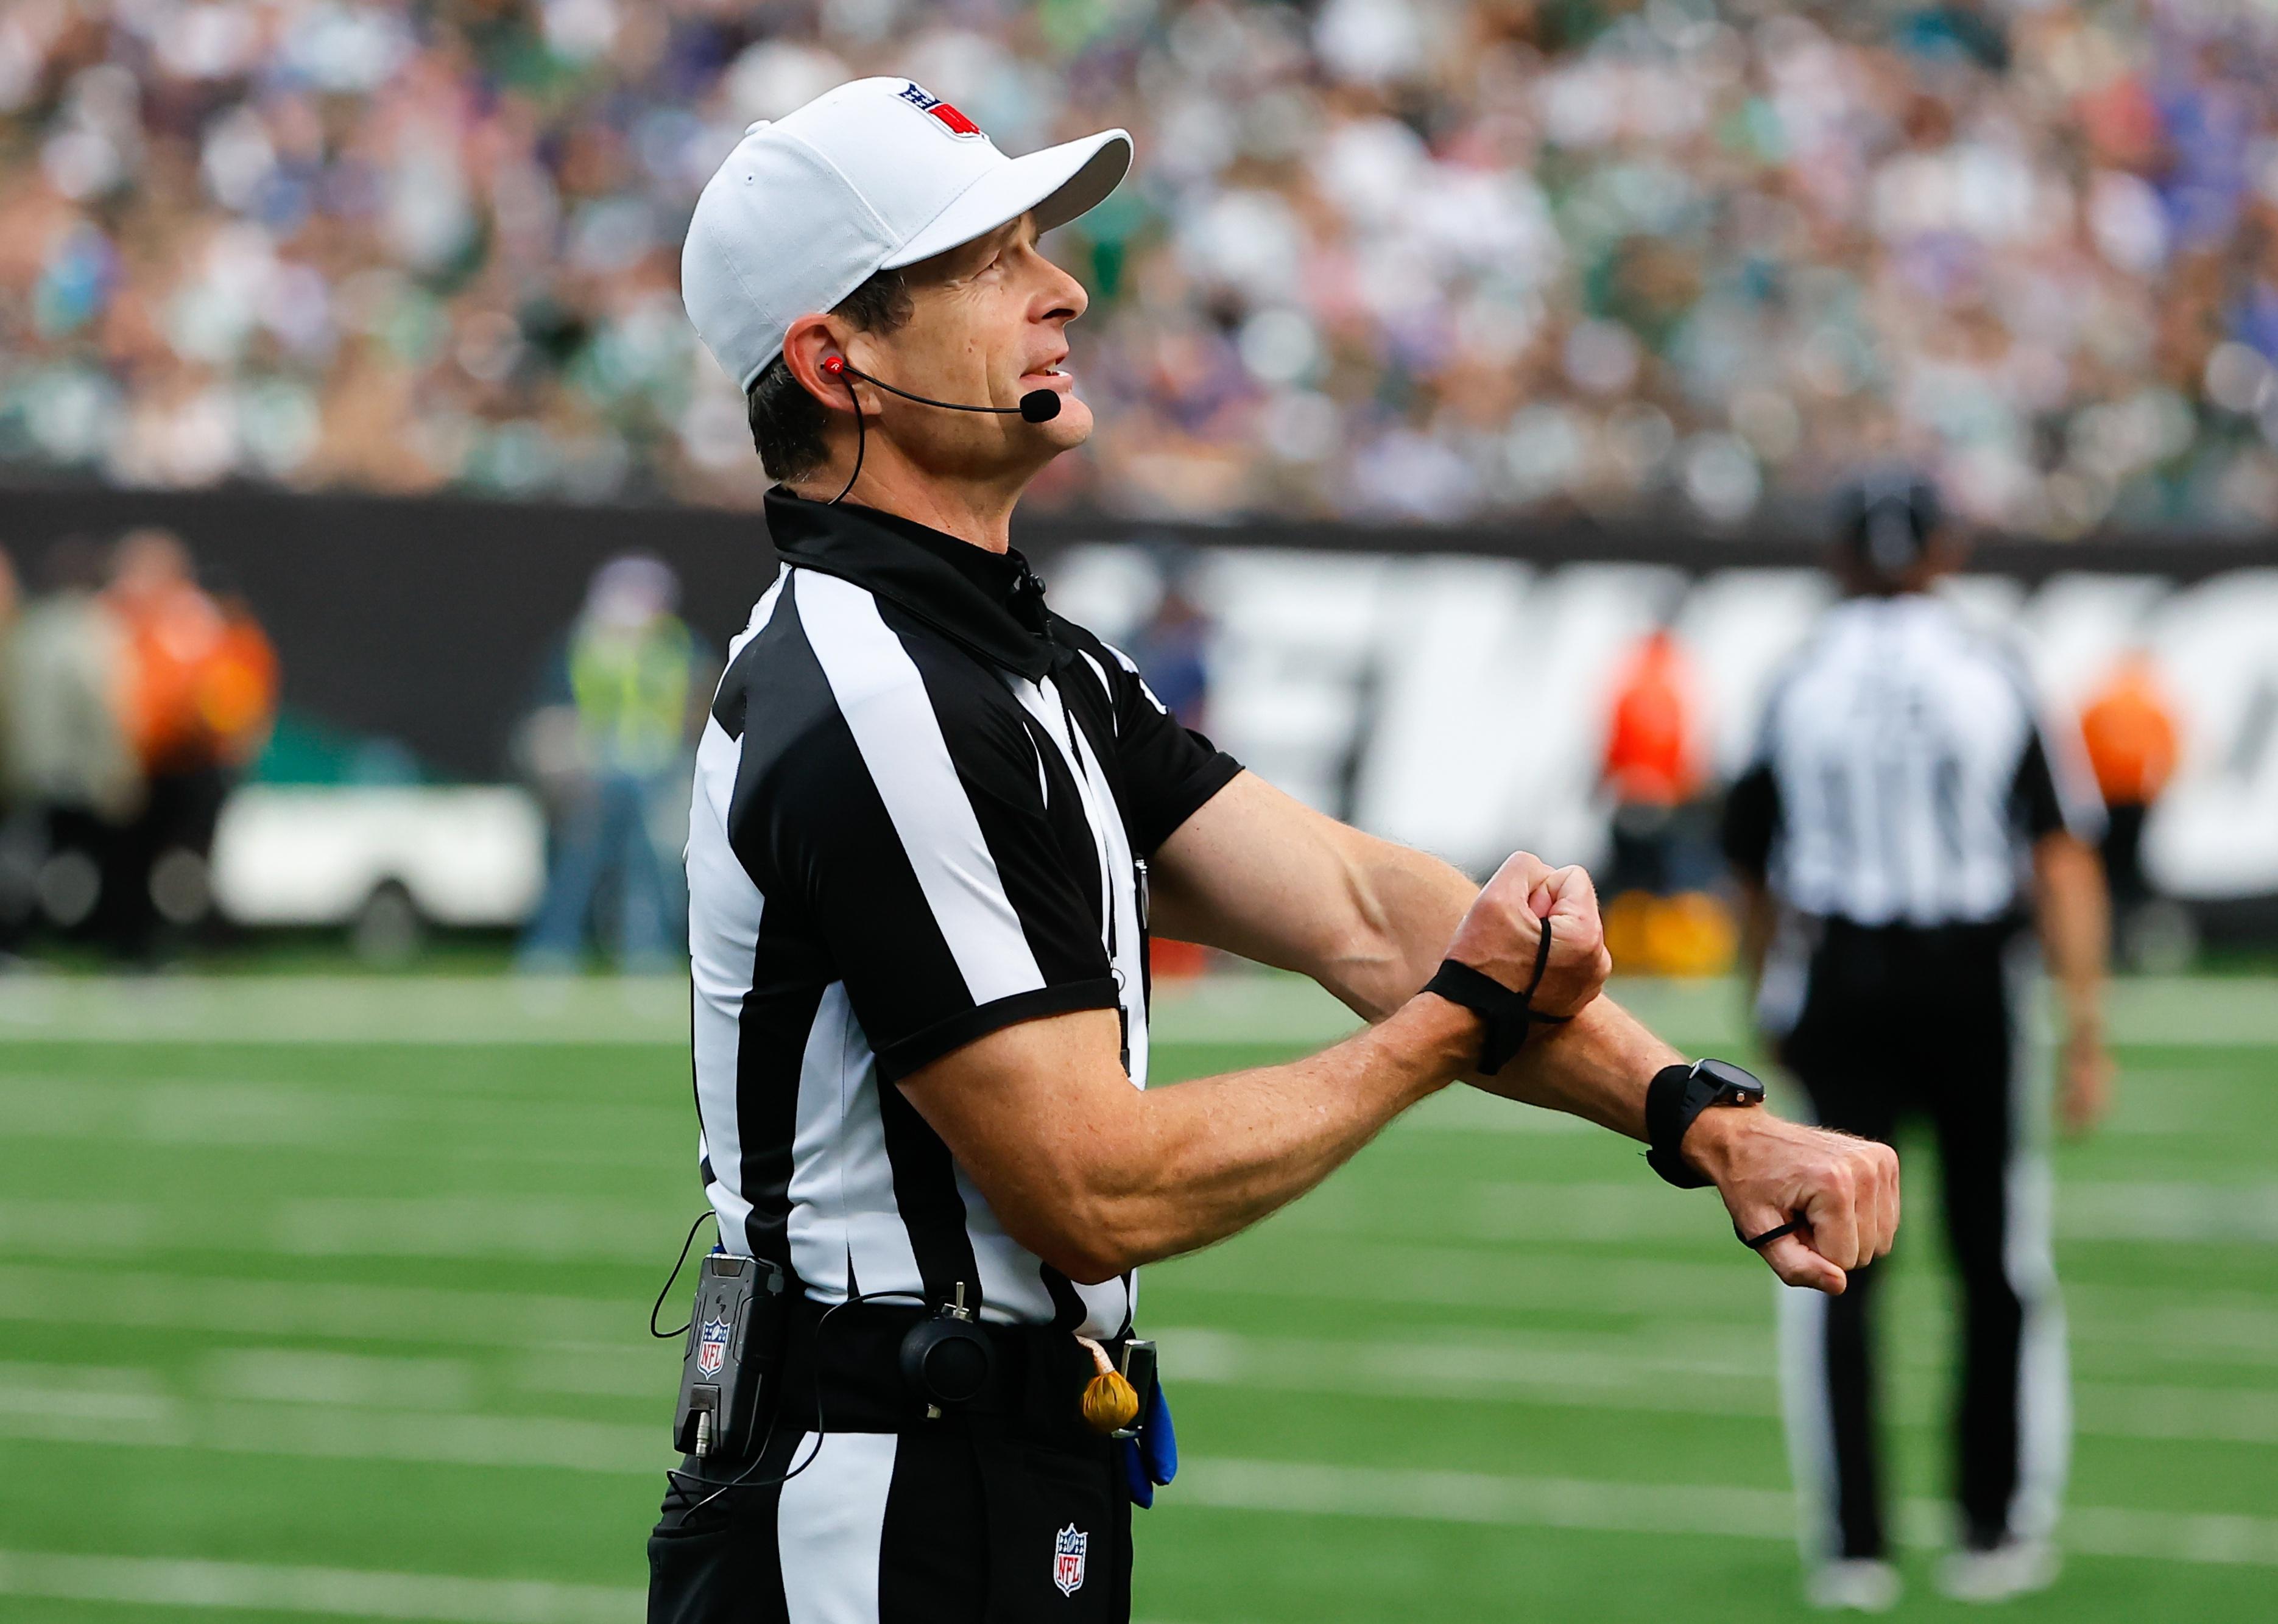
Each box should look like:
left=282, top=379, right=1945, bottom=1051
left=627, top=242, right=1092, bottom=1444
left=0, top=1549, right=641, bottom=1622
left=1172, top=1457, right=2278, bottom=1567
left=0, top=1442, right=2267, bottom=1584
left=6, top=1178, right=2269, bottom=1268
left=5, top=1254, right=2273, bottom=1365
left=0, top=1265, right=628, bottom=1347
left=4, top=972, right=2276, bottom=1047
left=0, top=975, right=689, bottom=1046
left=0, top=1387, right=661, bottom=1474
left=1146, top=1326, right=2278, bottom=1446
left=4, top=1307, right=2274, bottom=1473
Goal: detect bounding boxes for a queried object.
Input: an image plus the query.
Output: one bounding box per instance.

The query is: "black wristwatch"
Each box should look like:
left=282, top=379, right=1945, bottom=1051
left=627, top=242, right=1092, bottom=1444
left=1645, top=1059, right=1765, bottom=1189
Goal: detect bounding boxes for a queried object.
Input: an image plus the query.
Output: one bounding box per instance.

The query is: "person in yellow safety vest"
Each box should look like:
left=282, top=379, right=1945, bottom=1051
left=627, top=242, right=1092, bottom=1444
left=2076, top=650, right=2180, bottom=915
left=518, top=554, right=711, bottom=970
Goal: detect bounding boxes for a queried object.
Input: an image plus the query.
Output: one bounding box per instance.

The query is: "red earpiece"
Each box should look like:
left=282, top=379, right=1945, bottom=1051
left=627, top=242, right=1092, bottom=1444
left=822, top=356, right=844, bottom=375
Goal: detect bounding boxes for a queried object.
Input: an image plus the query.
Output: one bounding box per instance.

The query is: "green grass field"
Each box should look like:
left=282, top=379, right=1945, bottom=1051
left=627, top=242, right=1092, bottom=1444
left=0, top=974, right=2273, bottom=1621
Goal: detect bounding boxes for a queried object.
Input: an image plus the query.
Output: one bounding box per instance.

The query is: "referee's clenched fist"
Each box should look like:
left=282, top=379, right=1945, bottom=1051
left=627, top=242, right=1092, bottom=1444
left=1686, top=1108, right=1900, bottom=1295
left=1444, top=852, right=1614, bottom=1019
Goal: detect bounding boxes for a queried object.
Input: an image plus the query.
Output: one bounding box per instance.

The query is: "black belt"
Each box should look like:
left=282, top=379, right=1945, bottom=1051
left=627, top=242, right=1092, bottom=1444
left=1814, top=913, right=2026, bottom=951
left=762, top=1296, right=1121, bottom=1455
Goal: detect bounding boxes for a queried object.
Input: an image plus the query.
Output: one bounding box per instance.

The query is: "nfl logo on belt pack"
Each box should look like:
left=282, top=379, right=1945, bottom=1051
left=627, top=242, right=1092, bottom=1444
left=1052, top=1524, right=1087, bottom=1596
left=696, top=1316, right=729, bottom=1377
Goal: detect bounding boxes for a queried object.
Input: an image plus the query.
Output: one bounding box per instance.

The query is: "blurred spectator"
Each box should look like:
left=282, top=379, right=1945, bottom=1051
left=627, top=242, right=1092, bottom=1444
left=1598, top=622, right=1728, bottom=973
left=1120, top=560, right=1213, bottom=729
left=517, top=554, right=708, bottom=972
left=1122, top=558, right=1215, bottom=980
left=4, top=536, right=143, bottom=947
left=1601, top=624, right=1705, bottom=893
left=2078, top=648, right=2181, bottom=915
left=4, top=2, right=2278, bottom=531
left=104, top=528, right=280, bottom=956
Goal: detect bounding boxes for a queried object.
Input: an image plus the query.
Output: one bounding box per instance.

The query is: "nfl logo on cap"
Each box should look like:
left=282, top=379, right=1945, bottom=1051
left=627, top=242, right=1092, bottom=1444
left=1052, top=1524, right=1087, bottom=1596
left=696, top=1316, right=730, bottom=1378
left=897, top=81, right=983, bottom=139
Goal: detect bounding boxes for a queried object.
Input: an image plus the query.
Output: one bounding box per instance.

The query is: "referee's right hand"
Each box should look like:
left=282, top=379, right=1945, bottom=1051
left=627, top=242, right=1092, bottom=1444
left=1684, top=1110, right=1901, bottom=1295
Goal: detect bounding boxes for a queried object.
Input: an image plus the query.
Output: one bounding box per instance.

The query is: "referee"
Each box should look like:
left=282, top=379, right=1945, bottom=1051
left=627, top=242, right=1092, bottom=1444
left=658, top=77, right=1899, bottom=1623
left=1723, top=473, right=2112, bottom=1611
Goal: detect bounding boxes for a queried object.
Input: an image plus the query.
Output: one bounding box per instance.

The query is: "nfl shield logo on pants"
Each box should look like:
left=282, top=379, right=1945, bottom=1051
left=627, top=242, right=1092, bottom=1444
left=696, top=1316, right=729, bottom=1378
left=1052, top=1524, right=1087, bottom=1597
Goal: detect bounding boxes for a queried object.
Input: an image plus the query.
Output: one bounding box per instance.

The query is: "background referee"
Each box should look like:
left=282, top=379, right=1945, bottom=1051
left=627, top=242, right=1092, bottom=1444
left=1724, top=472, right=2113, bottom=1611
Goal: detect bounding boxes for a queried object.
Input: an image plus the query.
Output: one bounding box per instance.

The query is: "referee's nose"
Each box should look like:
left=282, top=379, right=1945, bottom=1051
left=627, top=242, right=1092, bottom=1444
left=1020, top=225, right=1088, bottom=330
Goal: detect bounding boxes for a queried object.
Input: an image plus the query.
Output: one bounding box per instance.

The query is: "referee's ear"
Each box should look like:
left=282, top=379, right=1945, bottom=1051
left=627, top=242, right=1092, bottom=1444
left=781, top=314, right=864, bottom=415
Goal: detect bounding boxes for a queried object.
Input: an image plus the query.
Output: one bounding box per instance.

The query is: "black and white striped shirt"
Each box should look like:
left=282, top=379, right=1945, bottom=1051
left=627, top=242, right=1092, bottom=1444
left=1722, top=592, right=2103, bottom=928
left=686, top=489, right=1241, bottom=1338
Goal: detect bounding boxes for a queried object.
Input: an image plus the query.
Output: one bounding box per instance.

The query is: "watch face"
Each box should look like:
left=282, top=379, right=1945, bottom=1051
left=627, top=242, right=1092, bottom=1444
left=1694, top=1058, right=1765, bottom=1105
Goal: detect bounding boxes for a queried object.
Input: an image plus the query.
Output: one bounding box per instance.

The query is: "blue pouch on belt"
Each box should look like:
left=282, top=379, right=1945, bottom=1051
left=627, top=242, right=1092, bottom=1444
left=1119, top=1375, right=1177, bottom=1508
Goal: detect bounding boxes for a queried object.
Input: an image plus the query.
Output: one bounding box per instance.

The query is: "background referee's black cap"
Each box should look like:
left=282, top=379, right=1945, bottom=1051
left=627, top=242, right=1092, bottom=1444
left=1832, top=467, right=1945, bottom=582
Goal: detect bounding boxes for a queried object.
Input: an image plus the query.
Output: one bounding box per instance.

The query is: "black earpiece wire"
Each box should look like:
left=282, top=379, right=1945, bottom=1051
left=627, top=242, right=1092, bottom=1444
left=661, top=1288, right=941, bottom=1519
left=649, top=1209, right=718, bottom=1339
left=829, top=363, right=869, bottom=505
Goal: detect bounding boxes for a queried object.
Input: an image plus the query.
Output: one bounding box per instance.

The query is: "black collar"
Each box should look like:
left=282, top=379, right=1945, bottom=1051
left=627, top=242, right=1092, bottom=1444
left=763, top=487, right=1056, bottom=678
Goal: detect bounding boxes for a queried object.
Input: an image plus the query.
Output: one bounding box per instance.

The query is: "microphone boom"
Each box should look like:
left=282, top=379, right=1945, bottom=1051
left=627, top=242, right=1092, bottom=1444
left=820, top=356, right=1062, bottom=505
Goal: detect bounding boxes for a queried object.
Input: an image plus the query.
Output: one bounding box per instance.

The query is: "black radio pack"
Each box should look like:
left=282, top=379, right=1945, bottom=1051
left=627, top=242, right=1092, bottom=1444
left=671, top=1253, right=788, bottom=1459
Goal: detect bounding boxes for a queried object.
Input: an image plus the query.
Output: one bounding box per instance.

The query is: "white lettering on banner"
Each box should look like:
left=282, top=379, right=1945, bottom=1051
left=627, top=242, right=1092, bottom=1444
left=1041, top=552, right=2278, bottom=899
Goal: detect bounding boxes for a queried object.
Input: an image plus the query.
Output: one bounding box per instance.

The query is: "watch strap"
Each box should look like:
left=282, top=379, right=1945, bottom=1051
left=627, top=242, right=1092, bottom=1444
left=1645, top=1062, right=1716, bottom=1189
left=1645, top=1060, right=1767, bottom=1189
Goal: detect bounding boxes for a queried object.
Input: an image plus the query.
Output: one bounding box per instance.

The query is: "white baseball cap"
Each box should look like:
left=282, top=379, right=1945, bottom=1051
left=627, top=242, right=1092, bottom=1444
left=682, top=77, right=1132, bottom=390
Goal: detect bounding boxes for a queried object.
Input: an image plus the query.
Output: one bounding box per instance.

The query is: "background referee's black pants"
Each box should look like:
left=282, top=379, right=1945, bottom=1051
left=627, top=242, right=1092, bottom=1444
left=1774, top=920, right=2068, bottom=1564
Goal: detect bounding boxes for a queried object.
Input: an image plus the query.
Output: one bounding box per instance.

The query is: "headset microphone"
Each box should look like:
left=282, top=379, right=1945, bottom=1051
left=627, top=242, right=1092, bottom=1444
left=820, top=355, right=1062, bottom=505
left=822, top=356, right=1061, bottom=422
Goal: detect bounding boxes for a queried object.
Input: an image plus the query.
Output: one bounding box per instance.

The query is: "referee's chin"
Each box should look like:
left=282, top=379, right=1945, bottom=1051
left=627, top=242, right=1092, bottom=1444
left=1033, top=392, right=1094, bottom=449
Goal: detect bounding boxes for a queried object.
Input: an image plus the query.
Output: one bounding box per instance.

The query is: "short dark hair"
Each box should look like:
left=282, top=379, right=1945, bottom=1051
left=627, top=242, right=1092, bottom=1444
left=745, top=267, right=915, bottom=482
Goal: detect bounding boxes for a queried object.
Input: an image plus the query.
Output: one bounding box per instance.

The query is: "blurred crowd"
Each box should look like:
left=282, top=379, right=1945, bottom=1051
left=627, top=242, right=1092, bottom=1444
left=5, top=0, right=2278, bottom=532
left=0, top=527, right=277, bottom=959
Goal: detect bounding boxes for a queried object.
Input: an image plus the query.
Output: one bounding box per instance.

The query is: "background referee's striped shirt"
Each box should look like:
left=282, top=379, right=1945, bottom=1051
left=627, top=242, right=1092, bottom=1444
left=1722, top=591, right=2104, bottom=929
left=686, top=489, right=1241, bottom=1340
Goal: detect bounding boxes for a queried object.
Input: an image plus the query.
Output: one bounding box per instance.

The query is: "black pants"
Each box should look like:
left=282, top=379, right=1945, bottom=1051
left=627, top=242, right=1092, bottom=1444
left=1773, top=918, right=2067, bottom=1562
left=648, top=1415, right=1130, bottom=1623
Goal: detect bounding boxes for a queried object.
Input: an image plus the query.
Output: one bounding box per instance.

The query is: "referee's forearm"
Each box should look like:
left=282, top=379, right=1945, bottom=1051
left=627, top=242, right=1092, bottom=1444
left=1076, top=997, right=1473, bottom=1275
left=2034, top=833, right=2109, bottom=1030
left=1470, top=996, right=1684, bottom=1141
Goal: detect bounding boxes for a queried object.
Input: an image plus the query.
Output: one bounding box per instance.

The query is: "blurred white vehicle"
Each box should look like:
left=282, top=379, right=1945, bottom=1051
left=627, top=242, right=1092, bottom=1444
left=210, top=787, right=546, bottom=956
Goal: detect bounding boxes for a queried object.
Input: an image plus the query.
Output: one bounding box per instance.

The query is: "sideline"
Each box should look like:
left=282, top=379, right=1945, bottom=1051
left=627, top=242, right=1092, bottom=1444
left=0, top=1549, right=639, bottom=1623
left=1172, top=1457, right=2278, bottom=1568
left=2, top=971, right=2275, bottom=1047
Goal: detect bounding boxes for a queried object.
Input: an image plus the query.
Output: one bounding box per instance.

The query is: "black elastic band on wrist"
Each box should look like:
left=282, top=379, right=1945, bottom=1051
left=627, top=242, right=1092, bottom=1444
left=1423, top=916, right=1574, bottom=1075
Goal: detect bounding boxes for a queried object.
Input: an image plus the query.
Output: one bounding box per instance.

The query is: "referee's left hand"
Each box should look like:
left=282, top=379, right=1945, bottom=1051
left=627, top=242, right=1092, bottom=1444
left=1683, top=1110, right=1900, bottom=1295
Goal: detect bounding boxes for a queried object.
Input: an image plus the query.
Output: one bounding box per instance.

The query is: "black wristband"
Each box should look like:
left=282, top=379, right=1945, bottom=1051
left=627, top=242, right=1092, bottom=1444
left=1644, top=1059, right=1765, bottom=1190
left=1645, top=1064, right=1713, bottom=1189
left=1422, top=918, right=1573, bottom=1075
